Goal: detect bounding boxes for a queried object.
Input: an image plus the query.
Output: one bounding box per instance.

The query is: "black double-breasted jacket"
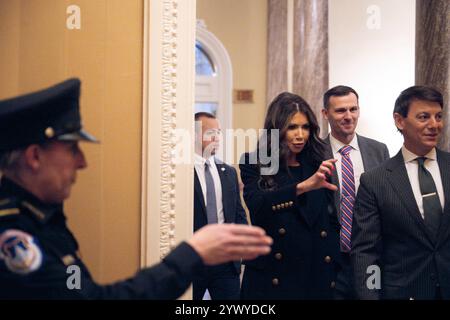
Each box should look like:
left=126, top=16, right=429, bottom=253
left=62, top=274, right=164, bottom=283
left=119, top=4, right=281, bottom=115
left=0, top=177, right=202, bottom=299
left=239, top=152, right=341, bottom=299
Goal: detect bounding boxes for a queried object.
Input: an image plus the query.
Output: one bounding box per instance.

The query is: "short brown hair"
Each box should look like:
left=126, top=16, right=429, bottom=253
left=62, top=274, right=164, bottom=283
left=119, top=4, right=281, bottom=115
left=194, top=112, right=216, bottom=121
left=323, top=85, right=359, bottom=109
left=393, top=86, right=443, bottom=117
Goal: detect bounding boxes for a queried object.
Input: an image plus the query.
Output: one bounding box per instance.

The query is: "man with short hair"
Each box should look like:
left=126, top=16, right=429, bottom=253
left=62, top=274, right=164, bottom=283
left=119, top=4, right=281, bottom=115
left=192, top=112, right=248, bottom=300
left=0, top=79, right=272, bottom=299
left=322, top=85, right=389, bottom=299
left=351, top=85, right=450, bottom=300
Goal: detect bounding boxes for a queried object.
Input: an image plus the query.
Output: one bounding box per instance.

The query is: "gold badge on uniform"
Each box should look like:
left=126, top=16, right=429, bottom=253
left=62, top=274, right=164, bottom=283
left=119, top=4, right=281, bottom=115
left=62, top=255, right=75, bottom=266
left=0, top=208, right=20, bottom=217
left=45, top=127, right=55, bottom=138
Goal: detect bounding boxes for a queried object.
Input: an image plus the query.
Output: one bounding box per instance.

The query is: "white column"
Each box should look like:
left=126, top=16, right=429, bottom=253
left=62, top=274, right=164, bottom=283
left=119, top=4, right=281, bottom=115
left=141, top=0, right=196, bottom=299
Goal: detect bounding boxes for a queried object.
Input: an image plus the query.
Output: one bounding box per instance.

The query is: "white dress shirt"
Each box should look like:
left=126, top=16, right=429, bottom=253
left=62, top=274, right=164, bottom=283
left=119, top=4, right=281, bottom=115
left=402, top=146, right=445, bottom=219
left=194, top=153, right=225, bottom=224
left=329, top=134, right=365, bottom=196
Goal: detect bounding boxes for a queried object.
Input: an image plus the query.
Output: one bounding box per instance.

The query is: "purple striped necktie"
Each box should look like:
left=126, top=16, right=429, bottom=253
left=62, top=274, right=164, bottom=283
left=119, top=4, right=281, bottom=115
left=339, top=145, right=355, bottom=252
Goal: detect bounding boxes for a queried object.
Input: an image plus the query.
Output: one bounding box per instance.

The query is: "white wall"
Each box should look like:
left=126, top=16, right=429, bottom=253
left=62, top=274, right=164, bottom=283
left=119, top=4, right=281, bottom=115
left=329, top=0, right=416, bottom=156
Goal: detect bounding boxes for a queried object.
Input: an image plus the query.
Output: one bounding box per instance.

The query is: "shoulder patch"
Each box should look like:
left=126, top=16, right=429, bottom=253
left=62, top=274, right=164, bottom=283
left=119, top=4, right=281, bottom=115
left=0, top=229, right=43, bottom=274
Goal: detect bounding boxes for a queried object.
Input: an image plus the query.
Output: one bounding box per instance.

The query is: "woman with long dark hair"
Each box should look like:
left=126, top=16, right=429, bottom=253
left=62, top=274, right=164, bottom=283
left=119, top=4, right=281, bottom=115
left=240, top=92, right=340, bottom=299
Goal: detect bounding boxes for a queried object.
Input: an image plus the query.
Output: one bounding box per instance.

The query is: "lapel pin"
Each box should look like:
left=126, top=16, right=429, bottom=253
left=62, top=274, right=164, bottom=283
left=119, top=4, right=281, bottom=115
left=221, top=167, right=226, bottom=172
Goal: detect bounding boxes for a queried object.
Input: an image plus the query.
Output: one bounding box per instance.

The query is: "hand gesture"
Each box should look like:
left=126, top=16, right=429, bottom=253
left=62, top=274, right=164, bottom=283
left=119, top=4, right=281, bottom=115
left=187, top=224, right=273, bottom=265
left=296, top=158, right=338, bottom=194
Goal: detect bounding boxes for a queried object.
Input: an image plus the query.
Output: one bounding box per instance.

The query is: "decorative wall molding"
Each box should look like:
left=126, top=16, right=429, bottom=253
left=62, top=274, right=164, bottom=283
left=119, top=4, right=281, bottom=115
left=159, top=0, right=179, bottom=258
left=141, top=0, right=196, bottom=279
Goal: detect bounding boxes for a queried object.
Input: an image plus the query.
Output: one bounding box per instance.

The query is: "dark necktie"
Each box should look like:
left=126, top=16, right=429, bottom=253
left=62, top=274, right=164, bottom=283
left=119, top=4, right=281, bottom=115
left=339, top=145, right=355, bottom=252
left=417, top=157, right=442, bottom=235
left=204, top=160, right=218, bottom=224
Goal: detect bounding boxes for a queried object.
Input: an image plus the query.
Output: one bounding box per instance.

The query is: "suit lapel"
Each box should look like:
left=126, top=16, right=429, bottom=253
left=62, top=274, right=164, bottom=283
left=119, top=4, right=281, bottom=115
left=324, top=136, right=339, bottom=186
left=357, top=134, right=370, bottom=170
left=215, top=159, right=232, bottom=223
left=300, top=160, right=323, bottom=228
left=386, top=151, right=435, bottom=245
left=324, top=135, right=341, bottom=217
left=436, top=149, right=450, bottom=244
left=194, top=170, right=207, bottom=217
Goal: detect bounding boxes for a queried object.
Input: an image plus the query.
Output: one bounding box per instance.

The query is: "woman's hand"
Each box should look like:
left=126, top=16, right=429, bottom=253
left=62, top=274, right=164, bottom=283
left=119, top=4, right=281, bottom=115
left=296, top=159, right=338, bottom=195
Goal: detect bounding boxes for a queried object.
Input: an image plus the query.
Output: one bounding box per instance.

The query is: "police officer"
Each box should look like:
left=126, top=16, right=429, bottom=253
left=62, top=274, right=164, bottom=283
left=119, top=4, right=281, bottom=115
left=0, top=79, right=272, bottom=299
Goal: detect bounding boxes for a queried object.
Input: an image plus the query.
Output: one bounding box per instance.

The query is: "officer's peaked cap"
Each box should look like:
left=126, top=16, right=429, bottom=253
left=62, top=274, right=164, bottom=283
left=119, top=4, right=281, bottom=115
left=0, top=78, right=98, bottom=152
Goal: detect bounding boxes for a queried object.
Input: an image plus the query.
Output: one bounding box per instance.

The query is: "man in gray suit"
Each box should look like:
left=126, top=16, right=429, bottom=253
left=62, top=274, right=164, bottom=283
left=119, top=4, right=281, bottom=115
left=322, top=85, right=389, bottom=299
left=351, top=86, right=450, bottom=300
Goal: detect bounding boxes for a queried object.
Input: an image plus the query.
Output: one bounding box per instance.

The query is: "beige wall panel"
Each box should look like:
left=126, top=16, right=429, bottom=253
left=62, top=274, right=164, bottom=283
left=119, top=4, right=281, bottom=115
left=100, top=0, right=143, bottom=282
left=18, top=0, right=67, bottom=91
left=63, top=0, right=107, bottom=280
left=0, top=1, right=20, bottom=98
left=0, top=0, right=143, bottom=283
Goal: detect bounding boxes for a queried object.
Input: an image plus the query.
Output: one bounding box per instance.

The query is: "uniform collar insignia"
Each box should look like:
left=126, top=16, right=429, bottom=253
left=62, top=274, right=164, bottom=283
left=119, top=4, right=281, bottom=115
left=61, top=254, right=76, bottom=266
left=0, top=208, right=20, bottom=217
left=0, top=197, right=20, bottom=218
left=0, top=198, right=11, bottom=207
left=21, top=201, right=47, bottom=221
left=0, top=177, right=61, bottom=223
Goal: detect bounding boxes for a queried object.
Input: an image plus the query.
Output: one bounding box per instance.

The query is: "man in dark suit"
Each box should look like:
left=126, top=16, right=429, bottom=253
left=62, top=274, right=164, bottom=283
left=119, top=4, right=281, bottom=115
left=351, top=85, right=449, bottom=300
left=321, top=85, right=390, bottom=299
left=193, top=112, right=248, bottom=300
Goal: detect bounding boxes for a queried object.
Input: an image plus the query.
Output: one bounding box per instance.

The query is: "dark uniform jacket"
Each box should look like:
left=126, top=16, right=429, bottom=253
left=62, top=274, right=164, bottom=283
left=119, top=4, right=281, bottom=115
left=239, top=153, right=340, bottom=300
left=0, top=177, right=203, bottom=299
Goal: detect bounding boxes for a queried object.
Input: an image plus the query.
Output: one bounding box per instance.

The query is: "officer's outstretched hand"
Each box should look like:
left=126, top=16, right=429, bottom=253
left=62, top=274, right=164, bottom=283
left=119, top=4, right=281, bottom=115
left=187, top=224, right=272, bottom=265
